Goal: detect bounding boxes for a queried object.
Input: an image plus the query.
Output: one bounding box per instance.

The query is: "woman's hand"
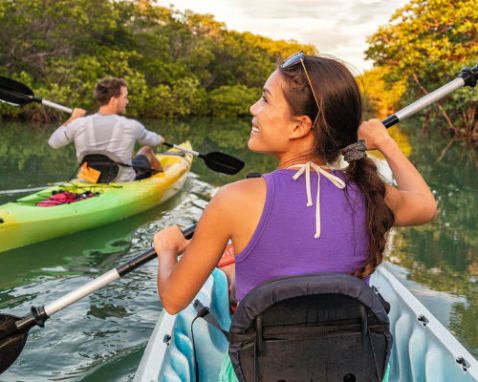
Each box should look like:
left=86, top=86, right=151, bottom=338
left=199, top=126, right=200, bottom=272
left=153, top=225, right=190, bottom=258
left=358, top=119, right=392, bottom=151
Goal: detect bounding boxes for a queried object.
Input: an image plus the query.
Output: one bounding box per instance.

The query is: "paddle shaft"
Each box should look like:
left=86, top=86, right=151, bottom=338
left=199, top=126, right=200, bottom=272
left=162, top=142, right=244, bottom=175
left=41, top=99, right=72, bottom=113
left=163, top=141, right=203, bottom=158
left=15, top=224, right=196, bottom=333
left=382, top=64, right=478, bottom=128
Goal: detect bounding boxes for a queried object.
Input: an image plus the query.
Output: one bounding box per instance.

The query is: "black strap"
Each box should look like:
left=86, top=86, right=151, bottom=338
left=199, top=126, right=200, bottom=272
left=193, top=299, right=235, bottom=342
left=80, top=156, right=155, bottom=173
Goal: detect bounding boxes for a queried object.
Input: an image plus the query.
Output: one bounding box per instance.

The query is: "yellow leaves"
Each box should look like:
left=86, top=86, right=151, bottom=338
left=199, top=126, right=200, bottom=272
left=360, top=66, right=407, bottom=116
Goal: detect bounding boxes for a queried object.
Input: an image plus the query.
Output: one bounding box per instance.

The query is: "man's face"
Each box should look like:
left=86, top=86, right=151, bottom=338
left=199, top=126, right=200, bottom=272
left=114, top=86, right=129, bottom=115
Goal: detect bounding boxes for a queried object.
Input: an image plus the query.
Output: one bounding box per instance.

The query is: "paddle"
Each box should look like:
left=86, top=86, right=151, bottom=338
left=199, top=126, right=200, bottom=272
left=0, top=224, right=196, bottom=375
left=0, top=76, right=245, bottom=175
left=381, top=62, right=478, bottom=128
left=0, top=76, right=72, bottom=113
left=162, top=141, right=244, bottom=175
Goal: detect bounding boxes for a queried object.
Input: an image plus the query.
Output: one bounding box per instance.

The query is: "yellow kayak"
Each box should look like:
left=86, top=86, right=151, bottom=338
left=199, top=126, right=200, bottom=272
left=0, top=142, right=193, bottom=253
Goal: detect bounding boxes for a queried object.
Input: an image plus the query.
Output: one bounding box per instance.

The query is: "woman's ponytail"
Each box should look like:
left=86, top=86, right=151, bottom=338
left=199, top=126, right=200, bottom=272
left=346, top=157, right=394, bottom=278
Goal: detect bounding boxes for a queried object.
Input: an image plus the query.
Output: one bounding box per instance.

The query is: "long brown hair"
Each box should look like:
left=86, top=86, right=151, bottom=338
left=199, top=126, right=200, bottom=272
left=279, top=55, right=394, bottom=278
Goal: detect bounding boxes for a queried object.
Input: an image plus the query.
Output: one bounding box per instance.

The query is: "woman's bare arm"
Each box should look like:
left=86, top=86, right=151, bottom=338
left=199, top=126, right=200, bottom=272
left=358, top=119, right=437, bottom=226
left=154, top=178, right=265, bottom=314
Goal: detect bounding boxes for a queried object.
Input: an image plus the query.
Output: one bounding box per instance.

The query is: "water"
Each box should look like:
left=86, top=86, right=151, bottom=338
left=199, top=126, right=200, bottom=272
left=0, top=117, right=477, bottom=381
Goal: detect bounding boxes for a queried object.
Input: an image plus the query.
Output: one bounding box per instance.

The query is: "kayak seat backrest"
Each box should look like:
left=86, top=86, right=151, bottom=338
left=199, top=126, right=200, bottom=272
left=228, top=273, right=393, bottom=382
left=79, top=150, right=125, bottom=183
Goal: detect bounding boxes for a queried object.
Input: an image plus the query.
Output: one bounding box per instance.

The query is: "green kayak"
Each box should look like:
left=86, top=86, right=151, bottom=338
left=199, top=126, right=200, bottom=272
left=0, top=142, right=193, bottom=253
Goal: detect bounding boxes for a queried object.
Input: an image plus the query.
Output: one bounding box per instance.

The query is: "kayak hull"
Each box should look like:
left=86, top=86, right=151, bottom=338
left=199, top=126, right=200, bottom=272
left=134, top=266, right=478, bottom=382
left=0, top=143, right=193, bottom=253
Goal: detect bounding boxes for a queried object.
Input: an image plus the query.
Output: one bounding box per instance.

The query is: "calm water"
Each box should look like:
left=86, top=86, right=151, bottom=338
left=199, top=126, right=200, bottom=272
left=0, top=117, right=477, bottom=381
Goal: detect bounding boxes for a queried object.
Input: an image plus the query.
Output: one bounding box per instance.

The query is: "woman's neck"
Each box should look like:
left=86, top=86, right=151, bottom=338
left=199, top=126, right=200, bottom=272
left=277, top=153, right=325, bottom=170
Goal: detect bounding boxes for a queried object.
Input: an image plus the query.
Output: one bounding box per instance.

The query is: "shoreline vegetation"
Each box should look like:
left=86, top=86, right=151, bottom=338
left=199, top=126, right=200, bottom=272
left=1, top=0, right=477, bottom=143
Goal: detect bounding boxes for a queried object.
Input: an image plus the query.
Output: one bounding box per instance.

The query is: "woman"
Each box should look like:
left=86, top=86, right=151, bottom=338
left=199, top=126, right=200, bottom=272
left=153, top=52, right=437, bottom=379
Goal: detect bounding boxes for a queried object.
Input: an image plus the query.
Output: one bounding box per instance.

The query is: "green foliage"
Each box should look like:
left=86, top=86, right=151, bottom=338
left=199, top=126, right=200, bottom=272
left=365, top=0, right=478, bottom=141
left=0, top=0, right=316, bottom=121
left=208, top=85, right=261, bottom=118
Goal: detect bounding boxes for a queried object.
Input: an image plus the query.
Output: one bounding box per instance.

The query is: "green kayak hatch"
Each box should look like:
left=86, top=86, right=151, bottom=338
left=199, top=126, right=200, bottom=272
left=0, top=142, right=193, bottom=253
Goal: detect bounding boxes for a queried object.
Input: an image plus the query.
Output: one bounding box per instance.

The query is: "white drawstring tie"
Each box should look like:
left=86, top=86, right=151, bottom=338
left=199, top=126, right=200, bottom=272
left=289, top=162, right=346, bottom=239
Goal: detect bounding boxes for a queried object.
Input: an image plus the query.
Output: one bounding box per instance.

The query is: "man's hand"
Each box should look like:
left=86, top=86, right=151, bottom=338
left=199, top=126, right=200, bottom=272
left=64, top=108, right=86, bottom=126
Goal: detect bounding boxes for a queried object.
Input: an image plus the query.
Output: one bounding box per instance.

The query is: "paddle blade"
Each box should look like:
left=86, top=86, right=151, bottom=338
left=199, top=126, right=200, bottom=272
left=0, top=314, right=28, bottom=374
left=0, top=76, right=35, bottom=106
left=203, top=152, right=245, bottom=175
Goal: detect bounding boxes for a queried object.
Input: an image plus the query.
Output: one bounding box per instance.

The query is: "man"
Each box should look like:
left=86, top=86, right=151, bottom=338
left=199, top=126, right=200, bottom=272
left=48, top=78, right=164, bottom=182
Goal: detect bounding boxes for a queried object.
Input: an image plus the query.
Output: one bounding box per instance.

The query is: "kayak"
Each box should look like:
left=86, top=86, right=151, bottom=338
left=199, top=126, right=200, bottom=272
left=0, top=142, right=193, bottom=253
left=134, top=265, right=478, bottom=382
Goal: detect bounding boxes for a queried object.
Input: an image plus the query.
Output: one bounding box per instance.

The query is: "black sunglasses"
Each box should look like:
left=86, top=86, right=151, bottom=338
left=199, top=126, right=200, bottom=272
left=281, top=51, right=320, bottom=122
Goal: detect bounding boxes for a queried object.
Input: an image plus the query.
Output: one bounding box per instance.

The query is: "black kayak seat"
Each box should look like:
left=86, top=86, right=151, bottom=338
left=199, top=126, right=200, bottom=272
left=78, top=150, right=125, bottom=183
left=194, top=272, right=392, bottom=382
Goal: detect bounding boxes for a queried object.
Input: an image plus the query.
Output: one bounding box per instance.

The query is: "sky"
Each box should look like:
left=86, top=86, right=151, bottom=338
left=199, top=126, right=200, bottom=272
left=156, top=0, right=408, bottom=74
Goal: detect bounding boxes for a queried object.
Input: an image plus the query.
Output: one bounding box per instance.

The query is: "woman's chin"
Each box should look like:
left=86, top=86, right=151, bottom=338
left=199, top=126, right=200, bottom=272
left=247, top=138, right=255, bottom=151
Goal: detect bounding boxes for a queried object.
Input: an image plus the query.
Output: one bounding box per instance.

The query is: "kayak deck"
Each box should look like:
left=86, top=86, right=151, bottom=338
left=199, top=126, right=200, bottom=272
left=134, top=266, right=478, bottom=382
left=0, top=143, right=193, bottom=253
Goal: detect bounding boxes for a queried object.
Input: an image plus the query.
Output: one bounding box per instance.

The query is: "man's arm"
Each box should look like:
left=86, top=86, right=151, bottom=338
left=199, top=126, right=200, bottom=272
left=133, top=120, right=164, bottom=147
left=63, top=108, right=86, bottom=127
left=48, top=108, right=86, bottom=149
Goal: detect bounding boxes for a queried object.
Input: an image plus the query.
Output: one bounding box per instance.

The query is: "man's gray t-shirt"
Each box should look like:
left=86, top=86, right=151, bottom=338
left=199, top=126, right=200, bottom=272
left=48, top=113, right=161, bottom=182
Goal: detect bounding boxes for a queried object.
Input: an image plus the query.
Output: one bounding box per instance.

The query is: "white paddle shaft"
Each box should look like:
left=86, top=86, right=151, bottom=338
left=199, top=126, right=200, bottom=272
left=395, top=77, right=465, bottom=122
left=44, top=270, right=119, bottom=316
left=41, top=99, right=73, bottom=113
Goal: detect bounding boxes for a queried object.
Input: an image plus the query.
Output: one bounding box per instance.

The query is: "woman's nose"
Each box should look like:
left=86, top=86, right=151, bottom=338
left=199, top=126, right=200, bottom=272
left=250, top=100, right=259, bottom=115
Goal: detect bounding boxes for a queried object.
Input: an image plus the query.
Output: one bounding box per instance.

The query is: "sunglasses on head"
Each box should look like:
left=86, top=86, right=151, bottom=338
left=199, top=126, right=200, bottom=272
left=281, top=51, right=320, bottom=121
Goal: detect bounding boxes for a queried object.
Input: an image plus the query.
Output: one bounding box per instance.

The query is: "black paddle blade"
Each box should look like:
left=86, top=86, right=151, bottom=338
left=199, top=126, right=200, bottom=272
left=0, top=314, right=29, bottom=374
left=203, top=152, right=245, bottom=175
left=0, top=76, right=35, bottom=106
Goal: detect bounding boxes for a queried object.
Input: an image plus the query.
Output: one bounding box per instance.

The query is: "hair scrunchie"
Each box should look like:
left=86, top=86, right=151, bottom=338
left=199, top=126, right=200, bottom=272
left=341, top=140, right=367, bottom=162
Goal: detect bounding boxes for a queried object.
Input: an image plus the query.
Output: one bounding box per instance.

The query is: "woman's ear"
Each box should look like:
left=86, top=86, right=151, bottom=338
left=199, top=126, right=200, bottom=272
left=291, top=115, right=313, bottom=139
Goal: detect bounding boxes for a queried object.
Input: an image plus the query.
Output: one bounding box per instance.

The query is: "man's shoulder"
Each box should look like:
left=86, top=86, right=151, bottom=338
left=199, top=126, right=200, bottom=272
left=67, top=114, right=92, bottom=128
left=92, top=114, right=144, bottom=128
left=115, top=115, right=144, bottom=128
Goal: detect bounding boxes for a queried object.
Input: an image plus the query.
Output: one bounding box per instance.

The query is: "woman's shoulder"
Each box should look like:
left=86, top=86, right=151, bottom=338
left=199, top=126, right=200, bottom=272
left=215, top=177, right=266, bottom=203
left=206, top=177, right=266, bottom=219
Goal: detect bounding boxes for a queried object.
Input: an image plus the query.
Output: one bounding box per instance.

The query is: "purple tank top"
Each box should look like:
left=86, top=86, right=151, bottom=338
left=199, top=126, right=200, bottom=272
left=234, top=169, right=369, bottom=302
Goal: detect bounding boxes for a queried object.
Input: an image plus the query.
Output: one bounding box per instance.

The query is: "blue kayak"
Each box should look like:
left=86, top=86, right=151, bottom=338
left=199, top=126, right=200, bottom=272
left=134, top=266, right=478, bottom=382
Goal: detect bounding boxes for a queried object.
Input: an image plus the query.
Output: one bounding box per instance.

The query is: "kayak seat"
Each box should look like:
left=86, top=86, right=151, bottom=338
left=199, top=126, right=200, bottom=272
left=195, top=272, right=392, bottom=382
left=79, top=150, right=126, bottom=183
